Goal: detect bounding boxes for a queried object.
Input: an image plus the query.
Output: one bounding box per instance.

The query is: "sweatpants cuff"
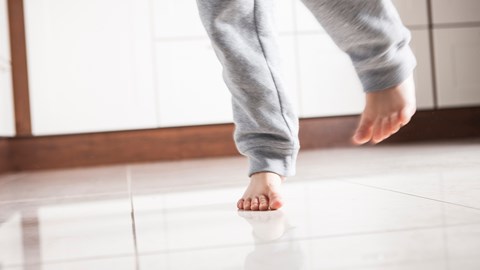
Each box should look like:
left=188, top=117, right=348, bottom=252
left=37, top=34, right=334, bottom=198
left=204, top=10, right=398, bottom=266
left=358, top=44, right=417, bottom=92
left=245, top=147, right=299, bottom=178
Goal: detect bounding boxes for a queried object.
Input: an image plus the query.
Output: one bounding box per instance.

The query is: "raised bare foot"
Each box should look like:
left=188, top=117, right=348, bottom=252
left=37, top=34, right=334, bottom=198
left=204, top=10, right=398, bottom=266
left=237, top=172, right=284, bottom=211
left=353, top=75, right=416, bottom=144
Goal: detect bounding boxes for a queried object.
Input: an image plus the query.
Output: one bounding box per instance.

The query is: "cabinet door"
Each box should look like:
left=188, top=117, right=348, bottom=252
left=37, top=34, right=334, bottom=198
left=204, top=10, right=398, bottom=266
left=152, top=0, right=207, bottom=39
left=0, top=0, right=10, bottom=62
left=434, top=27, right=480, bottom=108
left=152, top=0, right=295, bottom=38
left=297, top=33, right=364, bottom=118
left=431, top=0, right=480, bottom=24
left=295, top=0, right=429, bottom=32
left=275, top=0, right=296, bottom=33
left=155, top=39, right=233, bottom=127
left=0, top=0, right=14, bottom=137
left=391, top=0, right=429, bottom=27
left=0, top=62, right=15, bottom=137
left=294, top=1, right=326, bottom=33
left=410, top=30, right=434, bottom=109
left=24, top=0, right=157, bottom=135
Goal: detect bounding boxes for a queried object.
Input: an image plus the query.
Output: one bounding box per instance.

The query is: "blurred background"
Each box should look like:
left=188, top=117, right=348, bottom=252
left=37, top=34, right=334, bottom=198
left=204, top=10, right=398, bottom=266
left=1, top=1, right=480, bottom=269
left=1, top=0, right=480, bottom=172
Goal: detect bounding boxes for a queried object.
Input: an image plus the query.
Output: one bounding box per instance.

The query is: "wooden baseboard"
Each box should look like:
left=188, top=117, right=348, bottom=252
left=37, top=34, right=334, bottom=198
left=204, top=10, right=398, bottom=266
left=9, top=124, right=239, bottom=171
left=0, top=139, right=11, bottom=173
left=4, top=107, right=480, bottom=172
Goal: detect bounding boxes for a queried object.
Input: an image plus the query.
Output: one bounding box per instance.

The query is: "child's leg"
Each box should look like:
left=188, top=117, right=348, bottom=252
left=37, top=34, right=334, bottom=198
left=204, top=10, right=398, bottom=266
left=301, top=0, right=417, bottom=144
left=196, top=0, right=299, bottom=210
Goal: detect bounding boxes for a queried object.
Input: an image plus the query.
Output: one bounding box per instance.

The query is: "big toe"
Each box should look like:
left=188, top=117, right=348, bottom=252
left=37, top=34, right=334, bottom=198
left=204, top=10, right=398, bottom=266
left=353, top=119, right=373, bottom=145
left=268, top=192, right=283, bottom=210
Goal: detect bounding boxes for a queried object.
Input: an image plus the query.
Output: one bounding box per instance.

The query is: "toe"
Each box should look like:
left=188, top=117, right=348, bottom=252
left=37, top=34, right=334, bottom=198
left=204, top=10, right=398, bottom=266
left=251, top=197, right=259, bottom=211
left=380, top=117, right=392, bottom=141
left=268, top=192, right=283, bottom=210
left=237, top=199, right=245, bottom=210
left=353, top=116, right=373, bottom=145
left=243, top=198, right=252, bottom=210
left=390, top=113, right=401, bottom=134
left=259, top=195, right=269, bottom=211
left=371, top=119, right=383, bottom=144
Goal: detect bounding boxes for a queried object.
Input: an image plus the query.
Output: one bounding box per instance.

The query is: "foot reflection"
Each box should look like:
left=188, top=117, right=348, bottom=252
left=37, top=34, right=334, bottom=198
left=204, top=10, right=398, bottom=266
left=238, top=210, right=305, bottom=270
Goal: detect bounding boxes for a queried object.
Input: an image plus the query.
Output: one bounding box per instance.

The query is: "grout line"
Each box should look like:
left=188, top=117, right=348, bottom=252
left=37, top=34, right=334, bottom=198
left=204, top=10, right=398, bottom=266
left=121, top=221, right=480, bottom=257
left=426, top=0, right=439, bottom=109
left=343, top=180, right=480, bottom=211
left=0, top=191, right=130, bottom=205
left=148, top=0, right=161, bottom=127
left=432, top=21, right=480, bottom=29
left=5, top=219, right=479, bottom=268
left=127, top=166, right=141, bottom=270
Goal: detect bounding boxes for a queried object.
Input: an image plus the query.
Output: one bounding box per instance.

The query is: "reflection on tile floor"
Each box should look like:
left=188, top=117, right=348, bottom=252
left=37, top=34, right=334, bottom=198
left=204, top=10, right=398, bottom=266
left=1, top=140, right=480, bottom=269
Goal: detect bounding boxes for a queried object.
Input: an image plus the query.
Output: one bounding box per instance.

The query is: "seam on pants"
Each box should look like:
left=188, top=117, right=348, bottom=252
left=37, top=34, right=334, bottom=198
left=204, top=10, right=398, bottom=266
left=252, top=0, right=294, bottom=147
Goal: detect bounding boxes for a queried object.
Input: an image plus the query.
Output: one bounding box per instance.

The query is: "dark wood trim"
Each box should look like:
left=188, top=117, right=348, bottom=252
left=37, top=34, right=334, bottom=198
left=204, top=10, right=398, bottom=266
left=4, top=107, right=480, bottom=172
left=7, top=0, right=32, bottom=136
left=9, top=124, right=239, bottom=171
left=383, top=107, right=480, bottom=143
left=0, top=139, right=11, bottom=173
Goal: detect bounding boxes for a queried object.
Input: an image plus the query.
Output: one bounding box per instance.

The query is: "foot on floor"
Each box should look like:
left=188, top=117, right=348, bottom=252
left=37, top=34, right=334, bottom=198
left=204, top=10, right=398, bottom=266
left=237, top=172, right=284, bottom=211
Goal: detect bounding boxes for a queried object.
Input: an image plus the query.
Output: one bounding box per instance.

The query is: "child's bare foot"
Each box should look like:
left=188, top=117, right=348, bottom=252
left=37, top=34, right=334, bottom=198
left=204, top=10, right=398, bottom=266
left=237, top=172, right=284, bottom=211
left=353, top=75, right=416, bottom=144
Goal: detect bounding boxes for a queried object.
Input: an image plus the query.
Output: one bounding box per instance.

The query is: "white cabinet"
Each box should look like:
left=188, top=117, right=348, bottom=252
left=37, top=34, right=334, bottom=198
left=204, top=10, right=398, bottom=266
left=24, top=0, right=157, bottom=135
left=155, top=39, right=233, bottom=127
left=275, top=0, right=295, bottom=33
left=294, top=1, right=363, bottom=118
left=151, top=0, right=232, bottom=127
left=431, top=0, right=480, bottom=24
left=278, top=35, right=300, bottom=115
left=0, top=0, right=15, bottom=137
left=21, top=0, right=476, bottom=135
left=294, top=1, right=326, bottom=33
left=434, top=27, right=480, bottom=108
left=152, top=0, right=207, bottom=39
left=0, top=0, right=10, bottom=63
left=410, top=30, right=435, bottom=109
left=0, top=62, right=15, bottom=137
left=297, top=33, right=364, bottom=118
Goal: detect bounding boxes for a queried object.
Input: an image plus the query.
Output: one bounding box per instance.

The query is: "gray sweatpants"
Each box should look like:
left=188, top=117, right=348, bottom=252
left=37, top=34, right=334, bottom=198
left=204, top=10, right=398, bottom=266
left=196, top=0, right=416, bottom=177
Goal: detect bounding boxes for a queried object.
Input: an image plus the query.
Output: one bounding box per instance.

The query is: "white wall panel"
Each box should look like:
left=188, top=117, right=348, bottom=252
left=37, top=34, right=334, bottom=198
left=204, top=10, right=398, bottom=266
left=24, top=0, right=157, bottom=135
left=297, top=33, right=364, bottom=118
left=410, top=30, right=435, bottom=109
left=431, top=0, right=480, bottom=24
left=152, top=0, right=207, bottom=39
left=392, top=0, right=429, bottom=27
left=155, top=39, right=233, bottom=127
left=0, top=0, right=11, bottom=62
left=0, top=63, right=15, bottom=137
left=434, top=27, right=480, bottom=108
left=0, top=0, right=15, bottom=137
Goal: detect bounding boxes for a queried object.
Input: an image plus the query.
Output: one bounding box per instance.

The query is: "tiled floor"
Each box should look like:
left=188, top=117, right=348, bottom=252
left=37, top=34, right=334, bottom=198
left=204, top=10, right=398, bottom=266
left=1, top=140, right=480, bottom=270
